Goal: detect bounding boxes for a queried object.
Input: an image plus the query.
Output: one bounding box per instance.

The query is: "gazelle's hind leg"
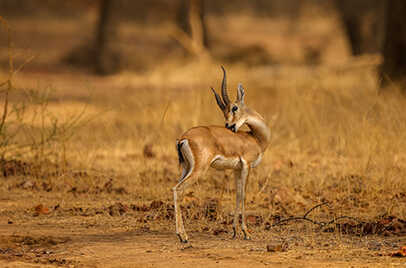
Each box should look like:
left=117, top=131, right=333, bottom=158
left=172, top=140, right=208, bottom=243
left=173, top=163, right=189, bottom=242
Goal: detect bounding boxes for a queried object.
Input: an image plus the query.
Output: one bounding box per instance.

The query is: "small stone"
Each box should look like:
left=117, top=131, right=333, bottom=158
left=267, top=242, right=288, bottom=252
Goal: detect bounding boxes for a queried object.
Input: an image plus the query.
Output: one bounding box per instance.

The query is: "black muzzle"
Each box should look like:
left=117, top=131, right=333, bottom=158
left=226, top=123, right=236, bottom=133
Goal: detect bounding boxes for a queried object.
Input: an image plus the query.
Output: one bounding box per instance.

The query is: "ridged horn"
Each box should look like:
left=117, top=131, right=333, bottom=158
left=210, top=87, right=225, bottom=111
left=220, top=66, right=230, bottom=105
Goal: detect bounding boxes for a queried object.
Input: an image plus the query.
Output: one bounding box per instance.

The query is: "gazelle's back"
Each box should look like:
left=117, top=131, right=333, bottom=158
left=179, top=126, right=262, bottom=165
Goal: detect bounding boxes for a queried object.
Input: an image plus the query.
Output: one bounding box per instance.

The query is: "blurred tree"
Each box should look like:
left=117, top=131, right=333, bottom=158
left=176, top=0, right=209, bottom=49
left=94, top=0, right=121, bottom=75
left=335, top=0, right=385, bottom=56
left=380, top=0, right=406, bottom=87
left=64, top=0, right=122, bottom=75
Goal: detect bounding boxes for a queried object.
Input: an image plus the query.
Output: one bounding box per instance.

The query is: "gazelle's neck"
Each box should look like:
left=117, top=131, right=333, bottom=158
left=246, top=110, right=271, bottom=152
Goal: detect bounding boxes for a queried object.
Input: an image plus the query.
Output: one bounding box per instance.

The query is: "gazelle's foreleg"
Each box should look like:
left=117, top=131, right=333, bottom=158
left=232, top=157, right=250, bottom=239
left=240, top=158, right=250, bottom=240
left=232, top=169, right=242, bottom=239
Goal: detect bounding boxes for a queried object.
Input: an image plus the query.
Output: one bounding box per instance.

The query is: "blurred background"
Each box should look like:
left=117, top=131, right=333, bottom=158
left=0, top=0, right=404, bottom=84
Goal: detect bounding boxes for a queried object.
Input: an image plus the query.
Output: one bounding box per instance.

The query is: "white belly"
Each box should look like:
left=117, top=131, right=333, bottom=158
left=251, top=153, right=263, bottom=168
left=210, top=155, right=241, bottom=170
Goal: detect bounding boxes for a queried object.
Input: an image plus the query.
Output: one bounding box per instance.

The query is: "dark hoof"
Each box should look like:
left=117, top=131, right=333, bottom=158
left=177, top=234, right=188, bottom=244
left=231, top=227, right=237, bottom=239
left=181, top=243, right=193, bottom=250
left=243, top=230, right=251, bottom=240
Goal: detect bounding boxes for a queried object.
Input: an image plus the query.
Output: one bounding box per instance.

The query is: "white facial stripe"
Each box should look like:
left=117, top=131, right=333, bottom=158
left=234, top=119, right=246, bottom=132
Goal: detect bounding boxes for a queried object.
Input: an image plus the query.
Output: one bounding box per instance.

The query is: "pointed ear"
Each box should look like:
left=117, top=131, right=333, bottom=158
left=237, top=83, right=245, bottom=104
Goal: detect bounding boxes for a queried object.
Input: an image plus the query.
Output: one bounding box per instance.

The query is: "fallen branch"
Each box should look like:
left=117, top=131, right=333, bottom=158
left=270, top=202, right=330, bottom=228
left=270, top=202, right=365, bottom=228
left=268, top=202, right=405, bottom=236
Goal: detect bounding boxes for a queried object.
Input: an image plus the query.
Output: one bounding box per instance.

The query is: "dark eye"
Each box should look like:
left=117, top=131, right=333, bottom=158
left=232, top=106, right=238, bottom=113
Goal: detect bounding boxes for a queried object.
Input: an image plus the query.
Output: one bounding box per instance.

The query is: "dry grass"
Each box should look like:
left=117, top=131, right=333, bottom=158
left=4, top=58, right=406, bottom=223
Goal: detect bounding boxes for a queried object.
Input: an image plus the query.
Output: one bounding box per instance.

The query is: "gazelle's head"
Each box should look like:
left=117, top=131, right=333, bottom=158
left=210, top=66, right=249, bottom=133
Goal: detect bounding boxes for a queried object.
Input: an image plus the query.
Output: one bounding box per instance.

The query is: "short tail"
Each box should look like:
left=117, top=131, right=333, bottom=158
left=176, top=140, right=185, bottom=164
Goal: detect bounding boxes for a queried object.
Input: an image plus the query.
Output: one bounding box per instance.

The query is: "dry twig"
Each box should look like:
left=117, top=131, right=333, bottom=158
left=270, top=202, right=364, bottom=229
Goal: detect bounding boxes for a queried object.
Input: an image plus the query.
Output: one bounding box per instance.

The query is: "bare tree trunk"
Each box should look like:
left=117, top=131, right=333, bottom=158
left=94, top=0, right=121, bottom=75
left=176, top=0, right=209, bottom=49
left=177, top=0, right=191, bottom=36
left=63, top=0, right=122, bottom=75
left=380, top=0, right=406, bottom=88
left=335, top=0, right=384, bottom=56
left=337, top=10, right=362, bottom=55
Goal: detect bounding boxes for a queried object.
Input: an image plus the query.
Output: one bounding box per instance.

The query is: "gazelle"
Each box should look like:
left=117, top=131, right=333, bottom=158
left=173, top=67, right=271, bottom=243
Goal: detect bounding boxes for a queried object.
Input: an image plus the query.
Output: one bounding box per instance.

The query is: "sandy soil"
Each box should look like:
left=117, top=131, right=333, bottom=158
left=0, top=226, right=403, bottom=268
left=0, top=196, right=405, bottom=268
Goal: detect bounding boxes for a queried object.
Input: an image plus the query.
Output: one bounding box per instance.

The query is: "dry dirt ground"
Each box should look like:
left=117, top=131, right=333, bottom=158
left=0, top=196, right=406, bottom=268
left=1, top=12, right=406, bottom=267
